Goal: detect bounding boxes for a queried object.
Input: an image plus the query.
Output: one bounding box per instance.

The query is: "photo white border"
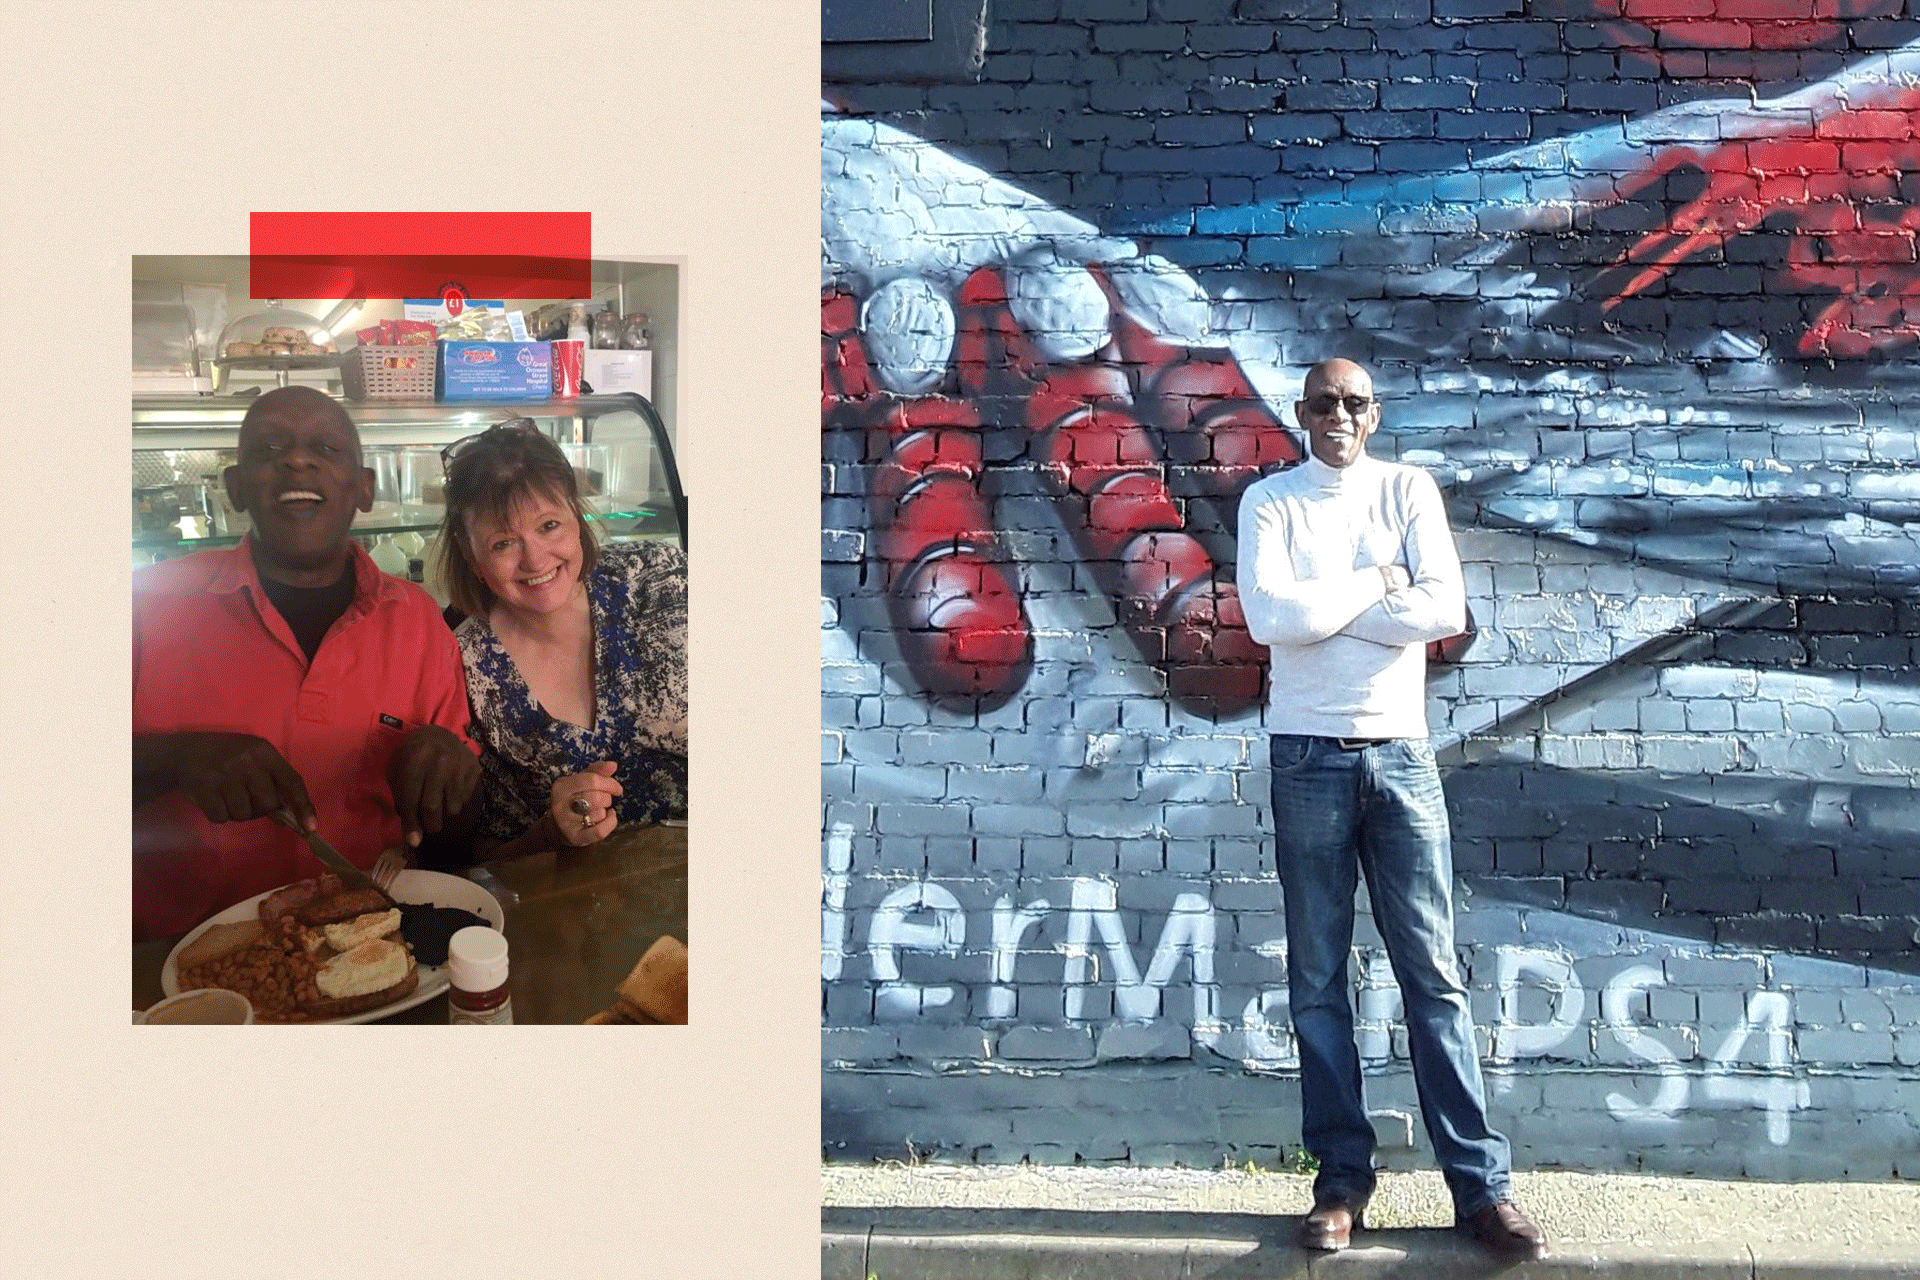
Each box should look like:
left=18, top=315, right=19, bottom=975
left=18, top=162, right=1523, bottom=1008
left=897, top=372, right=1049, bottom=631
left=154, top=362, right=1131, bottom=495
left=1, top=4, right=820, bottom=1275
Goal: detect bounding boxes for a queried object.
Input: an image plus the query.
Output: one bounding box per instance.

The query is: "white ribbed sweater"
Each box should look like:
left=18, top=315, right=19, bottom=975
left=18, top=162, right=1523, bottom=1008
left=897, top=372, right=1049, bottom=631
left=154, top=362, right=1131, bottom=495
left=1235, top=453, right=1465, bottom=738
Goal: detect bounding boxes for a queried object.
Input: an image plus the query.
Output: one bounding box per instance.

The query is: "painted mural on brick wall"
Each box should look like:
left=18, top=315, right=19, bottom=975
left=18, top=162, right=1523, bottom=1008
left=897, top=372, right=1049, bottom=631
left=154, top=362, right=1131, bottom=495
left=822, top=3, right=1920, bottom=1178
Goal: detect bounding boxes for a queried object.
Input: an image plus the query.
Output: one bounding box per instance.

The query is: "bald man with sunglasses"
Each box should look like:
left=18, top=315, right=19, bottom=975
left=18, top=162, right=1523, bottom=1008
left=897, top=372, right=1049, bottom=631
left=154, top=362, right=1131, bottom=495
left=1236, top=360, right=1547, bottom=1261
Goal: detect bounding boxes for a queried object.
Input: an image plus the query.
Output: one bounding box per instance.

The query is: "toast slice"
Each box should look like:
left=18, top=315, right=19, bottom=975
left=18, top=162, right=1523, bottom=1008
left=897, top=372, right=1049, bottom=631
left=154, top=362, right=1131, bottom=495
left=176, top=919, right=266, bottom=971
left=615, top=936, right=688, bottom=1024
left=299, top=956, right=419, bottom=1021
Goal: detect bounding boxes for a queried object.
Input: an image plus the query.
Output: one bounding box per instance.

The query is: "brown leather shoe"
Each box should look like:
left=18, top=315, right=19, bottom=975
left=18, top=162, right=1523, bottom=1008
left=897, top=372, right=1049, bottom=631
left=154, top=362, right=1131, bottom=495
left=1297, top=1195, right=1369, bottom=1252
left=1459, top=1200, right=1549, bottom=1260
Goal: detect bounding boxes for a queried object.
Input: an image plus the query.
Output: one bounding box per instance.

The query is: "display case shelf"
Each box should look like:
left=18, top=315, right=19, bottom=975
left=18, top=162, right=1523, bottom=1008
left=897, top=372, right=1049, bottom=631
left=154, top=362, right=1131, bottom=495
left=131, top=390, right=684, bottom=601
left=132, top=506, right=679, bottom=553
left=131, top=391, right=685, bottom=560
left=134, top=393, right=668, bottom=446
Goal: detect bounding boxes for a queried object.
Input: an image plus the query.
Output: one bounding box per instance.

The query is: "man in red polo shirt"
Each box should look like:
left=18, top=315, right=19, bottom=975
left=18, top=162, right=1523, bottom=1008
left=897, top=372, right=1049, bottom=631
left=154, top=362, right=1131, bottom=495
left=133, top=386, right=481, bottom=942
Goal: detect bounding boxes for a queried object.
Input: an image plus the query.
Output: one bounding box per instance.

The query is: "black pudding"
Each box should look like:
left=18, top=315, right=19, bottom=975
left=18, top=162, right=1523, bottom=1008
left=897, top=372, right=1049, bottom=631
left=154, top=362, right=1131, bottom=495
left=398, top=903, right=491, bottom=966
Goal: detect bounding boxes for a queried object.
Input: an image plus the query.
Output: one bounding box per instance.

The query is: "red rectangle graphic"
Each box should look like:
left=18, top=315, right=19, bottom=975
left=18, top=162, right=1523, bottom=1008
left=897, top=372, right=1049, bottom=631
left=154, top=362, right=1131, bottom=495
left=249, top=212, right=592, bottom=299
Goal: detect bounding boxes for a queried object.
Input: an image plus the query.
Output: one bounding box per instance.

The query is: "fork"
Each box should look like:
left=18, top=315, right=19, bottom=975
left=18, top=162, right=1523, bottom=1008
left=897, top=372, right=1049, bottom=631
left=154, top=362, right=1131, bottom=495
left=371, top=850, right=406, bottom=893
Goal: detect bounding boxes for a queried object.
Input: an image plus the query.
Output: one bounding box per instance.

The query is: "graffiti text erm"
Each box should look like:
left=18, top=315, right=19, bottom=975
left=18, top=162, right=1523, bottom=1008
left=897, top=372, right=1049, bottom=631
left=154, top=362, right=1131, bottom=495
left=823, top=829, right=1814, bottom=1145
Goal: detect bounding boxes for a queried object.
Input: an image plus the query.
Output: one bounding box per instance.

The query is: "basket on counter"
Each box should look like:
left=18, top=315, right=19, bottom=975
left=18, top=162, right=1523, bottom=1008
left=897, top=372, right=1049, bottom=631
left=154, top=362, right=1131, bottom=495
left=342, top=344, right=437, bottom=401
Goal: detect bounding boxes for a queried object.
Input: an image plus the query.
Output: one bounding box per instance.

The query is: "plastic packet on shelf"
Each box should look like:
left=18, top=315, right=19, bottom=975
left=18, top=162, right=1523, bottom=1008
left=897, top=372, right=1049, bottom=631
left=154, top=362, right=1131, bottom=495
left=437, top=308, right=490, bottom=342
left=393, top=319, right=436, bottom=346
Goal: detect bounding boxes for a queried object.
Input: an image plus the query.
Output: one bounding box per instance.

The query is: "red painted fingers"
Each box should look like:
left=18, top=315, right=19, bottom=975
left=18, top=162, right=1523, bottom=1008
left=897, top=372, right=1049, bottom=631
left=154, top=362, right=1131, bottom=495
left=823, top=250, right=1304, bottom=717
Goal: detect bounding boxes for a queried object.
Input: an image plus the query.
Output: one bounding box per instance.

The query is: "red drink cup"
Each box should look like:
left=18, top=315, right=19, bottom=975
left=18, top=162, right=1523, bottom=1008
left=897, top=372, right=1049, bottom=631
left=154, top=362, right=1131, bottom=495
left=552, top=339, right=585, bottom=398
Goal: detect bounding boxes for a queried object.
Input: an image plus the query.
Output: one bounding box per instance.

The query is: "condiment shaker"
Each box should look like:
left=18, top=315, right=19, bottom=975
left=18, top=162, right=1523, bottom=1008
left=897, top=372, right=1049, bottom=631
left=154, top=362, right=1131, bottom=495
left=448, top=925, right=513, bottom=1024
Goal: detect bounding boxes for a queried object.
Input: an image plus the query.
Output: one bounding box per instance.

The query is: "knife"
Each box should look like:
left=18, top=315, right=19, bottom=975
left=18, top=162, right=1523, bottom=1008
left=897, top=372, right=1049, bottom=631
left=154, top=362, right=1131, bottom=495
left=270, top=809, right=396, bottom=907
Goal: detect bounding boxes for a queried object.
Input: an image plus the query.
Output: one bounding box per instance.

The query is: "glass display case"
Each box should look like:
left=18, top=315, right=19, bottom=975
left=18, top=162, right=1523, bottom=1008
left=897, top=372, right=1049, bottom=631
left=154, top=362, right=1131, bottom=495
left=209, top=300, right=339, bottom=393
left=131, top=392, right=686, bottom=601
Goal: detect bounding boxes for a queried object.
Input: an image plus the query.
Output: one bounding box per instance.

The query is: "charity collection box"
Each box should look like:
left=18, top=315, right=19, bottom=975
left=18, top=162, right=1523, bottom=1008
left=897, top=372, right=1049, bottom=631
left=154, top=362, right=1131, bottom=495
left=437, top=340, right=555, bottom=401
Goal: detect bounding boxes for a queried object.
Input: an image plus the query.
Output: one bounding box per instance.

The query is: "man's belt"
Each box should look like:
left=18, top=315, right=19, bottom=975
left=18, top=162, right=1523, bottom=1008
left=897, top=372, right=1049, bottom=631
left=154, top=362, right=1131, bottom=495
left=1332, top=736, right=1391, bottom=750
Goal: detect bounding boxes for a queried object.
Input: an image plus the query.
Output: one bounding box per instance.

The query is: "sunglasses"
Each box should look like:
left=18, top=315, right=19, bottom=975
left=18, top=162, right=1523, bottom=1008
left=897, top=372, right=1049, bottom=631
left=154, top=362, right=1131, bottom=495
left=439, top=418, right=545, bottom=468
left=440, top=417, right=542, bottom=468
left=1301, top=395, right=1378, bottom=418
left=439, top=416, right=545, bottom=470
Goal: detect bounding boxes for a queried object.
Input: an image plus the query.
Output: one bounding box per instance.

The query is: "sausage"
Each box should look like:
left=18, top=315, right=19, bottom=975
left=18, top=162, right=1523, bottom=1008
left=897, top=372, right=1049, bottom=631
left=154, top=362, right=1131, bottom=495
left=259, top=879, right=319, bottom=924
left=299, top=889, right=390, bottom=926
left=259, top=873, right=348, bottom=924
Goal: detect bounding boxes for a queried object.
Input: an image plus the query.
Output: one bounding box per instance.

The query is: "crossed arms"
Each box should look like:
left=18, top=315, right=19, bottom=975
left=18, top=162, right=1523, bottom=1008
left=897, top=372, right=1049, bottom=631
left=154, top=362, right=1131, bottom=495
left=1236, top=472, right=1466, bottom=650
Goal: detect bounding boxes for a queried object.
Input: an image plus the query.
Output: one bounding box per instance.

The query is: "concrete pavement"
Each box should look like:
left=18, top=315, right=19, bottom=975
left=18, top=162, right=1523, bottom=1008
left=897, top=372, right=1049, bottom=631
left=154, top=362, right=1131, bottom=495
left=822, top=1164, right=1920, bottom=1278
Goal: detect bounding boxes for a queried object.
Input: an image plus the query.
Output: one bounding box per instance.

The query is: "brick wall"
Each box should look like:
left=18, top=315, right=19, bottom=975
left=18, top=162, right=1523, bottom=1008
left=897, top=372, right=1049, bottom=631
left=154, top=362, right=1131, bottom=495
left=822, top=0, right=1920, bottom=1179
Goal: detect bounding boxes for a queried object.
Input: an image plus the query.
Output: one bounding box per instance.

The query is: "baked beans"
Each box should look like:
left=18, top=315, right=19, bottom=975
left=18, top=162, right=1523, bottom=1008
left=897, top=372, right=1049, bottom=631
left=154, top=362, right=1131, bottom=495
left=181, top=932, right=325, bottom=1022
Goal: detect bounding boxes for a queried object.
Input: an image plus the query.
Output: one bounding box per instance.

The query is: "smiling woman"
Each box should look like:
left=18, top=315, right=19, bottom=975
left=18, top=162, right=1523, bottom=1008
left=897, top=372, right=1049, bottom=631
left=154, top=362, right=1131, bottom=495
left=434, top=420, right=688, bottom=862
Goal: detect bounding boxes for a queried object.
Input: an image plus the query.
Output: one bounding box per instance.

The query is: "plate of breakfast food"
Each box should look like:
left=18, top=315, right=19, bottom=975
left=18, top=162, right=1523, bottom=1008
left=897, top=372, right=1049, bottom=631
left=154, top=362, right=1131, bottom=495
left=161, top=869, right=504, bottom=1024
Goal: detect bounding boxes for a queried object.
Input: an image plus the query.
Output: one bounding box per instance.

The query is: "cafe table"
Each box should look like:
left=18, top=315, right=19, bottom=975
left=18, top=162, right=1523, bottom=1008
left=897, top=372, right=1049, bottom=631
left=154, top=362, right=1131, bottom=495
left=132, top=822, right=688, bottom=1024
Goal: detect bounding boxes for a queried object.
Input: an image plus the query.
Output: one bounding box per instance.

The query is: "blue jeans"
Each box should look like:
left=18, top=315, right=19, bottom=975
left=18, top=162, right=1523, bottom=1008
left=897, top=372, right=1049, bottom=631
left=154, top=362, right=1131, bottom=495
left=1269, top=733, right=1513, bottom=1219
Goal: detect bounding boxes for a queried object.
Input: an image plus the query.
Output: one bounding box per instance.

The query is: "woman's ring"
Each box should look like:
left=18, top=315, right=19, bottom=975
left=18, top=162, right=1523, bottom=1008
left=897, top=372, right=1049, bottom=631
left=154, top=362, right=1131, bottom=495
left=568, top=794, right=593, bottom=817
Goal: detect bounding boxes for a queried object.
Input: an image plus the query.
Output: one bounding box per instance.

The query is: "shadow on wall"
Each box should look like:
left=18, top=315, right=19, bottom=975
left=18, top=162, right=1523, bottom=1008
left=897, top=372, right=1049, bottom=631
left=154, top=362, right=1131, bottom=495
left=1443, top=594, right=1920, bottom=974
left=1449, top=762, right=1920, bottom=976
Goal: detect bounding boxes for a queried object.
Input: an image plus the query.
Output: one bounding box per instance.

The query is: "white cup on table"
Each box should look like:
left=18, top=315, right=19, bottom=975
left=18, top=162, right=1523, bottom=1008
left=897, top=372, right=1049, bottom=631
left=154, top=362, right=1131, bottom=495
left=135, top=989, right=254, bottom=1025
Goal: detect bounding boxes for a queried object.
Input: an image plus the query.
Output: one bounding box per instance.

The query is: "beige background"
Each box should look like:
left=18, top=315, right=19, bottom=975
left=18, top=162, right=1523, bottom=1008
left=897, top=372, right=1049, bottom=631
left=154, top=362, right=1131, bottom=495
left=1, top=3, right=819, bottom=1274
